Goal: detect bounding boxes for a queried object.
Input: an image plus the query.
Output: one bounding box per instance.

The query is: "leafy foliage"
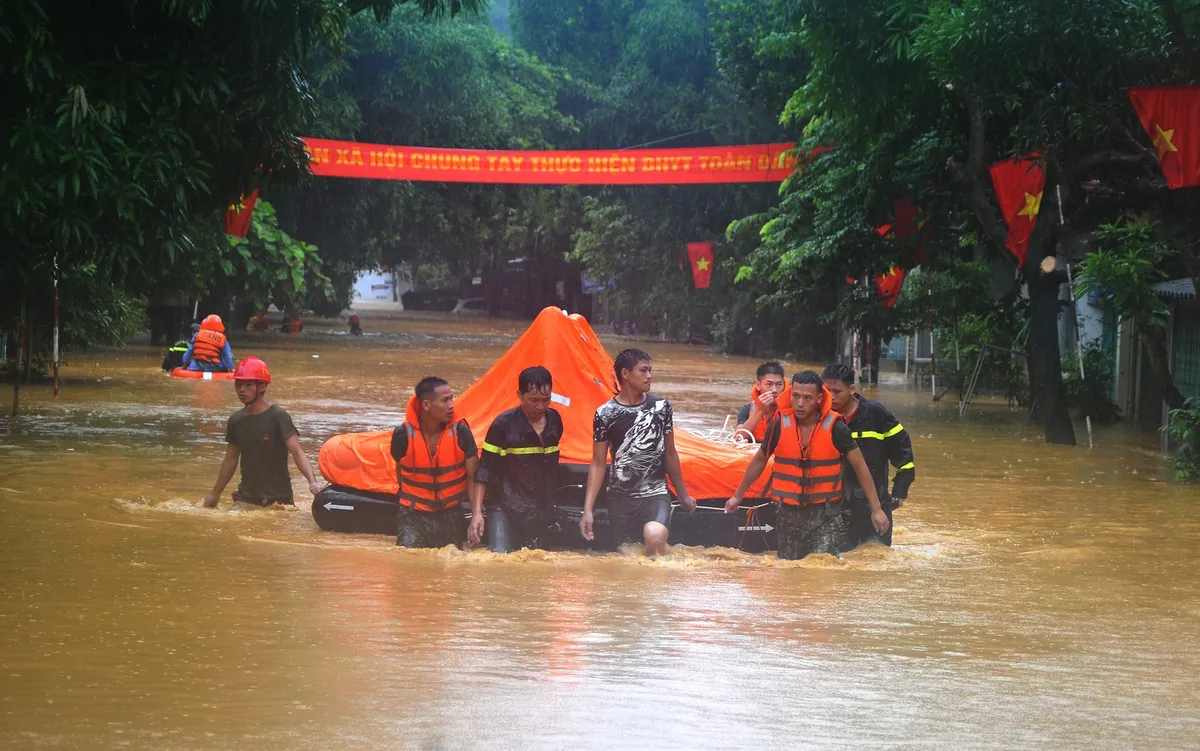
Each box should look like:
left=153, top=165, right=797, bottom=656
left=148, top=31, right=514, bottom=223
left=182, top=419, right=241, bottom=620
left=1166, top=399, right=1200, bottom=483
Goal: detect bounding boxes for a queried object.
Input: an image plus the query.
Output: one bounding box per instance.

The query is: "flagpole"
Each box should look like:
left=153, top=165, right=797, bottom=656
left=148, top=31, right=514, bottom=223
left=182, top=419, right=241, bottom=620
left=53, top=254, right=60, bottom=397
left=1057, top=185, right=1093, bottom=449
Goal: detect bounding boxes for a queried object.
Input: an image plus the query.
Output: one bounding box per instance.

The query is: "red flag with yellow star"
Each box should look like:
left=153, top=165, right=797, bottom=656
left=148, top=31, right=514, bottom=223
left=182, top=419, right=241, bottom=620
left=1128, top=86, right=1200, bottom=189
left=988, top=157, right=1044, bottom=267
left=686, top=242, right=714, bottom=289
left=223, top=189, right=260, bottom=238
left=875, top=266, right=906, bottom=308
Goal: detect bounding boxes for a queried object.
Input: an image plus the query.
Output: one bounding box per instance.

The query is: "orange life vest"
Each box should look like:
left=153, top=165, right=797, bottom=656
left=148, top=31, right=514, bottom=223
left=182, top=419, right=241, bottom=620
left=770, top=388, right=844, bottom=506
left=745, top=384, right=792, bottom=442
left=192, top=329, right=227, bottom=365
left=396, top=396, right=469, bottom=512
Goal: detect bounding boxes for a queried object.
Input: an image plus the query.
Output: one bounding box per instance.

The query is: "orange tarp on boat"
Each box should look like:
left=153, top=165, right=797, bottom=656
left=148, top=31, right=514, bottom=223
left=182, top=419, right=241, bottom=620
left=317, top=307, right=770, bottom=500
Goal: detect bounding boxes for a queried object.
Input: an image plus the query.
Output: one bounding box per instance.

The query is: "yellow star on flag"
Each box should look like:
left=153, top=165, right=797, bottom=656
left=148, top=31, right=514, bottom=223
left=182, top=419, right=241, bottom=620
left=228, top=198, right=246, bottom=213
left=1017, top=190, right=1042, bottom=220
left=695, top=257, right=710, bottom=272
left=1153, top=124, right=1178, bottom=161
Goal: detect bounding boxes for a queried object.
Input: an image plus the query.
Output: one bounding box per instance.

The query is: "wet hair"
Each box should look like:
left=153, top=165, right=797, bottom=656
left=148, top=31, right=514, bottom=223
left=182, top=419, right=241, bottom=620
left=821, top=363, right=855, bottom=386
left=518, top=365, right=552, bottom=393
left=791, top=370, right=824, bottom=391
left=614, top=348, right=652, bottom=384
left=756, top=361, right=785, bottom=380
left=415, top=376, right=449, bottom=402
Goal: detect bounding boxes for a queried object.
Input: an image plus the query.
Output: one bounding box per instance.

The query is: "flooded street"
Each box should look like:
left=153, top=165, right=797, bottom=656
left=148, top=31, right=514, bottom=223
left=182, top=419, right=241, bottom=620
left=2, top=307, right=1199, bottom=749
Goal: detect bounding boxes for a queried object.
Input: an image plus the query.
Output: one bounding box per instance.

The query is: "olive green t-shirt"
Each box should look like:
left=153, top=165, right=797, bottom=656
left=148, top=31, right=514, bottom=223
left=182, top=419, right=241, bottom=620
left=225, top=405, right=298, bottom=501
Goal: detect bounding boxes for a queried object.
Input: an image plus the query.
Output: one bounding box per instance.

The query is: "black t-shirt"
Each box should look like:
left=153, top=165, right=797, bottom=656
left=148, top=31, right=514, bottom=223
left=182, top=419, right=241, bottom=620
left=390, top=422, right=478, bottom=462
left=736, top=402, right=753, bottom=425
left=226, top=405, right=298, bottom=501
left=477, top=407, right=563, bottom=514
left=593, top=394, right=673, bottom=499
left=761, top=414, right=857, bottom=457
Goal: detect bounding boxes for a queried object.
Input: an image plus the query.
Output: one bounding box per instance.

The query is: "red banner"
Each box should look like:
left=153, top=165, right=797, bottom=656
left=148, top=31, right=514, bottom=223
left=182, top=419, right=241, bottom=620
left=989, top=157, right=1044, bottom=268
left=1128, top=86, right=1200, bottom=189
left=875, top=267, right=906, bottom=308
left=686, top=242, right=714, bottom=288
left=223, top=189, right=259, bottom=238
left=302, top=138, right=797, bottom=185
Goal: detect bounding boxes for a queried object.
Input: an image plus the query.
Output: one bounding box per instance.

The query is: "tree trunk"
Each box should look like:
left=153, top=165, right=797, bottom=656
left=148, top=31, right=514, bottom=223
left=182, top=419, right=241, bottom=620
left=1139, top=321, right=1186, bottom=410
left=1023, top=193, right=1076, bottom=445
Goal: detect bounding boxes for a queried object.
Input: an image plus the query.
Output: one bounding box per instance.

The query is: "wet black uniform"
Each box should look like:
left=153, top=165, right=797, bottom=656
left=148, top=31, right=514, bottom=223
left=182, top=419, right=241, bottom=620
left=839, top=394, right=915, bottom=547
left=477, top=407, right=563, bottom=552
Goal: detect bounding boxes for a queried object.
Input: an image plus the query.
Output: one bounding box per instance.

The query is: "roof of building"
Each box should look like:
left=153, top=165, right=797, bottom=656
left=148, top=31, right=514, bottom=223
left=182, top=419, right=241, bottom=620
left=1155, top=277, right=1197, bottom=299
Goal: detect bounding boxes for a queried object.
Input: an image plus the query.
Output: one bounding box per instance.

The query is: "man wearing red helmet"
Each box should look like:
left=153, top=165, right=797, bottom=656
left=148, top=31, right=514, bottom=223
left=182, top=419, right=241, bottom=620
left=202, top=357, right=322, bottom=508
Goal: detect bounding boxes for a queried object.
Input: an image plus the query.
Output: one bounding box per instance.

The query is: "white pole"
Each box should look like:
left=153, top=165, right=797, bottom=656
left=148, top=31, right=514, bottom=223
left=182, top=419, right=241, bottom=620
left=53, top=253, right=59, bottom=397
left=1057, top=185, right=1093, bottom=449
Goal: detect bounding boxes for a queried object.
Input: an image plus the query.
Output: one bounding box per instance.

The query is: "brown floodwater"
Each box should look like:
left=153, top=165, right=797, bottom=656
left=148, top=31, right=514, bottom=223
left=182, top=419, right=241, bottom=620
left=1, top=305, right=1198, bottom=749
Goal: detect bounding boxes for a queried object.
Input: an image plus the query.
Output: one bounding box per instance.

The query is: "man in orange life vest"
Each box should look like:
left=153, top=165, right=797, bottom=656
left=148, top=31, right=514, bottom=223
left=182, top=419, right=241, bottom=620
left=734, top=361, right=788, bottom=443
left=202, top=357, right=322, bottom=508
left=725, top=370, right=888, bottom=559
left=390, top=376, right=484, bottom=549
left=183, top=314, right=235, bottom=373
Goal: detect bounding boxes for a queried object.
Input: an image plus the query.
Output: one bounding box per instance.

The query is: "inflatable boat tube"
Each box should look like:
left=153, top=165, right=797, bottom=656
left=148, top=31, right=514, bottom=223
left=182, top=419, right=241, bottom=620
left=313, top=464, right=777, bottom=553
left=170, top=368, right=235, bottom=381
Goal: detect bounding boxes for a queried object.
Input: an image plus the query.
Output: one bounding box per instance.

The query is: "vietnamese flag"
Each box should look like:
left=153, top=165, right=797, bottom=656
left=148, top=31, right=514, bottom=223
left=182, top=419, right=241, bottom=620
left=686, top=242, right=714, bottom=289
left=875, top=266, right=906, bottom=308
left=1128, top=86, right=1200, bottom=189
left=223, top=189, right=260, bottom=238
left=989, top=157, right=1044, bottom=267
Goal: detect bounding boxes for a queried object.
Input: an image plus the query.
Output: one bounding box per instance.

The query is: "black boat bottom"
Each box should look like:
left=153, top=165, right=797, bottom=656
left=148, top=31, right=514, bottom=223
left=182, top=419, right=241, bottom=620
left=312, top=485, right=777, bottom=553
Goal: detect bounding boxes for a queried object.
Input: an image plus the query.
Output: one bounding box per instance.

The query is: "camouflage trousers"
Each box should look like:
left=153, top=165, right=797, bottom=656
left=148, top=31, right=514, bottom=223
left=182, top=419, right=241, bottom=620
left=775, top=500, right=849, bottom=560
left=395, top=504, right=467, bottom=549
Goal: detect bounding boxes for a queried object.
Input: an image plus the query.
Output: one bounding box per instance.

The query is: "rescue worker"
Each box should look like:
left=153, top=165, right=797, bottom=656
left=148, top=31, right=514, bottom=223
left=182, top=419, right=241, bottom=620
left=348, top=314, right=363, bottom=336
left=390, top=376, right=483, bottom=549
left=725, top=370, right=888, bottom=560
left=202, top=357, right=322, bottom=508
left=734, top=361, right=788, bottom=443
left=161, top=324, right=196, bottom=372
left=470, top=366, right=563, bottom=553
left=580, top=348, right=696, bottom=556
left=183, top=314, right=234, bottom=372
left=822, top=363, right=914, bottom=548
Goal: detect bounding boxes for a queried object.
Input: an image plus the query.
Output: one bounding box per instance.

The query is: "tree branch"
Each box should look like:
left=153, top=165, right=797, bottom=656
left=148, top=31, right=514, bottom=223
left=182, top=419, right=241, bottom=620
left=1065, top=149, right=1156, bottom=182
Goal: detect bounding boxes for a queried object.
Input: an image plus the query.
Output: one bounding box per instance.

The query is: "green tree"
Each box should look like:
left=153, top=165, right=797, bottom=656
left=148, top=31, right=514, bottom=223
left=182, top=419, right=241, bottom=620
left=1, top=0, right=480, bottom=352
left=720, top=0, right=1188, bottom=444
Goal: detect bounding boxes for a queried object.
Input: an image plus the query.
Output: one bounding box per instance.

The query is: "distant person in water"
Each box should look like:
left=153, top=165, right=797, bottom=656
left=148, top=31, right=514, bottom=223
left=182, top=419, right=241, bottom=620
left=390, top=376, right=483, bottom=549
left=161, top=324, right=197, bottom=372
left=183, top=314, right=234, bottom=372
left=581, top=348, right=695, bottom=555
left=822, top=363, right=914, bottom=548
left=726, top=370, right=888, bottom=560
left=202, top=357, right=322, bottom=508
left=734, top=361, right=788, bottom=443
left=471, top=366, right=563, bottom=553
left=348, top=314, right=363, bottom=336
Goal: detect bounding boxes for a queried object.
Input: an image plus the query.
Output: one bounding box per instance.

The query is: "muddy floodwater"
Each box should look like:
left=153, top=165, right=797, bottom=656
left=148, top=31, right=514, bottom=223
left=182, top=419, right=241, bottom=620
left=1, top=306, right=1198, bottom=749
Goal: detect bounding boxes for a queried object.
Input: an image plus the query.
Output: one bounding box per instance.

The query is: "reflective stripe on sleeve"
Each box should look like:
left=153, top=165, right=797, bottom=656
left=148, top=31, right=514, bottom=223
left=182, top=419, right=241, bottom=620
left=852, top=423, right=906, bottom=441
left=898, top=461, right=915, bottom=470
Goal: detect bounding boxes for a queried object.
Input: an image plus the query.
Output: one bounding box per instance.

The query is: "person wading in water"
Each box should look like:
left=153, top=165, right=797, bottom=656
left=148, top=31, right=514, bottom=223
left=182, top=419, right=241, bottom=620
left=822, top=363, right=914, bottom=548
left=734, top=360, right=788, bottom=443
left=470, top=366, right=563, bottom=553
left=725, top=370, right=888, bottom=560
left=391, top=377, right=483, bottom=549
left=202, top=357, right=322, bottom=508
left=580, top=348, right=696, bottom=555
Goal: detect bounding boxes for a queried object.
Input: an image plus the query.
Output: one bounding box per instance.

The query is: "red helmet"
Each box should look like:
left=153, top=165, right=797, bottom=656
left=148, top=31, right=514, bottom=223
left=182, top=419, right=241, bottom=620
left=233, top=357, right=271, bottom=383
left=200, top=314, right=225, bottom=333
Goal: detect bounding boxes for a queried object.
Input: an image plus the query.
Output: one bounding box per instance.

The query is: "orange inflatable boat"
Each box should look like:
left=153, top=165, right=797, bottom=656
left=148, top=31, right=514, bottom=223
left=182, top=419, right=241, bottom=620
left=314, top=307, right=776, bottom=549
left=170, top=368, right=235, bottom=381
